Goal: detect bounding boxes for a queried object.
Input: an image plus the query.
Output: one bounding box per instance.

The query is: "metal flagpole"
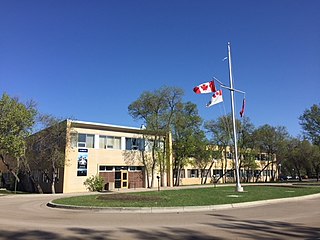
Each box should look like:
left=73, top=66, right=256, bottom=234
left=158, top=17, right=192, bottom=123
left=227, top=42, right=244, bottom=192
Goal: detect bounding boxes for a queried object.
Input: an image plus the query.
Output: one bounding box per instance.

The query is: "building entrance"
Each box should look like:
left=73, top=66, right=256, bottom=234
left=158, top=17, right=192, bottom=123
left=115, top=170, right=128, bottom=188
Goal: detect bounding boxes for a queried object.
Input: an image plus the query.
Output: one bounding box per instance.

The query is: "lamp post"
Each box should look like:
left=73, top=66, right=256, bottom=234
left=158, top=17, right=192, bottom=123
left=157, top=175, right=160, bottom=191
left=278, top=163, right=282, bottom=181
left=213, top=159, right=217, bottom=187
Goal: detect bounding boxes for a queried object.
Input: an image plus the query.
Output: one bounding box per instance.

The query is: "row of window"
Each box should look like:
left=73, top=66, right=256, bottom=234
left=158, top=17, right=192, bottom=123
left=216, top=152, right=273, bottom=161
left=99, top=165, right=143, bottom=172
left=72, top=133, right=149, bottom=150
left=174, top=169, right=276, bottom=179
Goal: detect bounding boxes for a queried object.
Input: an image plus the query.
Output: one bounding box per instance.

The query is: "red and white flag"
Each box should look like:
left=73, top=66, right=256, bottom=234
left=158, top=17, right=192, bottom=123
left=206, top=90, right=223, bottom=107
left=193, top=81, right=216, bottom=94
left=240, top=98, right=246, bottom=117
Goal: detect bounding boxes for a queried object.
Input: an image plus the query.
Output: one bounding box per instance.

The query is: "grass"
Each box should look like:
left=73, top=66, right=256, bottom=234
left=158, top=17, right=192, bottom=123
left=0, top=189, right=27, bottom=195
left=52, top=185, right=320, bottom=208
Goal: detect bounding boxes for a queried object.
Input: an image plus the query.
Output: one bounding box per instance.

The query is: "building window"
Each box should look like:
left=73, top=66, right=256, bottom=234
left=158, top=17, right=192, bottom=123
left=187, top=169, right=199, bottom=178
left=227, top=152, right=233, bottom=159
left=77, top=134, right=94, bottom=148
left=70, top=133, right=77, bottom=148
left=129, top=166, right=143, bottom=171
left=99, top=166, right=113, bottom=171
left=125, top=138, right=145, bottom=151
left=99, top=166, right=142, bottom=172
left=99, top=136, right=121, bottom=149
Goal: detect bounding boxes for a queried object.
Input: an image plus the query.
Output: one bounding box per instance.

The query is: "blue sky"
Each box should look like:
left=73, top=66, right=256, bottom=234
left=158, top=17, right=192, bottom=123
left=1, top=0, right=319, bottom=137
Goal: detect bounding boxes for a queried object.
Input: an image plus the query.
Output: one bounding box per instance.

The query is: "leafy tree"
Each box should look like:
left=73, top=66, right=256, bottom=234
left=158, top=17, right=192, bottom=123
left=0, top=93, right=37, bottom=189
left=204, top=115, right=240, bottom=183
left=171, top=102, right=205, bottom=185
left=237, top=117, right=258, bottom=181
left=192, top=142, right=220, bottom=185
left=282, top=138, right=313, bottom=181
left=299, top=103, right=320, bottom=145
left=27, top=115, right=70, bottom=193
left=310, top=144, right=320, bottom=181
left=253, top=125, right=289, bottom=181
left=128, top=86, right=183, bottom=187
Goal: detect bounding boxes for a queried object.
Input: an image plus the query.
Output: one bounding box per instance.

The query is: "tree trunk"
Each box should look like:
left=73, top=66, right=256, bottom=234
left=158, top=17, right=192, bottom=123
left=141, top=149, right=150, bottom=188
left=51, top=162, right=56, bottom=194
left=223, top=149, right=227, bottom=183
left=255, top=161, right=275, bottom=183
left=203, top=161, right=214, bottom=185
left=175, top=167, right=181, bottom=186
left=0, top=154, right=20, bottom=187
left=270, top=154, right=276, bottom=182
left=30, top=175, right=43, bottom=193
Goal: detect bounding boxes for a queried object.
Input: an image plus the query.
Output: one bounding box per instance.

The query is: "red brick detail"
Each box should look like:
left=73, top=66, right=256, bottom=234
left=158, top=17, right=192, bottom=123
left=99, top=172, right=115, bottom=184
left=128, top=171, right=144, bottom=188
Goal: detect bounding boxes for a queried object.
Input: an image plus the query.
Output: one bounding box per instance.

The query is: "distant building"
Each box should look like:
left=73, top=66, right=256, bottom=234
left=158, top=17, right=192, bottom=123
left=174, top=147, right=278, bottom=186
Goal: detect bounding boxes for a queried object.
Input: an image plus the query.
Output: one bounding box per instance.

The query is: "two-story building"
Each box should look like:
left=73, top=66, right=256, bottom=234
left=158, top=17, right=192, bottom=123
left=29, top=120, right=173, bottom=193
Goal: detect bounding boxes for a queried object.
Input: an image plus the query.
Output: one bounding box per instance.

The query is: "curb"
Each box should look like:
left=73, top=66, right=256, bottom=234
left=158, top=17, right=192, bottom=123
left=47, top=192, right=320, bottom=214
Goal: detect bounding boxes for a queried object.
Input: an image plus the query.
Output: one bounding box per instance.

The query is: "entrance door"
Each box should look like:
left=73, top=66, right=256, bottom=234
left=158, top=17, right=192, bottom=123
left=121, top=170, right=128, bottom=188
left=114, top=170, right=128, bottom=188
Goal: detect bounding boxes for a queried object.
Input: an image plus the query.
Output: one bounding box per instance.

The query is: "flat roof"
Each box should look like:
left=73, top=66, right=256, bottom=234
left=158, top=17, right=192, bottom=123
left=67, top=120, right=168, bottom=136
left=68, top=119, right=145, bottom=134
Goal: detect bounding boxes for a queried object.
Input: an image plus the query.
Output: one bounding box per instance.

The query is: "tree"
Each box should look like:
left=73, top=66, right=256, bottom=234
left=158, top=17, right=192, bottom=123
left=192, top=142, right=220, bottom=185
left=205, top=115, right=240, bottom=183
left=253, top=125, right=289, bottom=181
left=27, top=115, right=70, bottom=193
left=128, top=86, right=184, bottom=188
left=171, top=102, right=205, bottom=185
left=299, top=103, right=320, bottom=145
left=237, top=117, right=258, bottom=182
left=0, top=93, right=37, bottom=190
left=310, top=144, right=320, bottom=181
left=282, top=138, right=313, bottom=181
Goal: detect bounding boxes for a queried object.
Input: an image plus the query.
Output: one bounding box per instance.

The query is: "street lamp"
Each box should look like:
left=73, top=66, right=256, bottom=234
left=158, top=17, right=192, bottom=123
left=213, top=159, right=218, bottom=187
left=278, top=164, right=282, bottom=181
left=156, top=175, right=160, bottom=191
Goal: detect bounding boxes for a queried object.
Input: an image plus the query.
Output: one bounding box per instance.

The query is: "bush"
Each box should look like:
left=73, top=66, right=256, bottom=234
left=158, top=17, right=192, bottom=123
left=83, top=175, right=104, bottom=192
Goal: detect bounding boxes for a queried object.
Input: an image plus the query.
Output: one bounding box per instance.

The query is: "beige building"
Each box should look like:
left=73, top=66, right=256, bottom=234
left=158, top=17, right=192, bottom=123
left=174, top=150, right=278, bottom=186
left=31, top=120, right=173, bottom=193
left=26, top=120, right=277, bottom=193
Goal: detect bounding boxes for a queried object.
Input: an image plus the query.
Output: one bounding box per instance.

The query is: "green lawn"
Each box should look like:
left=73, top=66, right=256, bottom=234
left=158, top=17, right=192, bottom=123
left=0, top=189, right=27, bottom=194
left=52, top=185, right=320, bottom=208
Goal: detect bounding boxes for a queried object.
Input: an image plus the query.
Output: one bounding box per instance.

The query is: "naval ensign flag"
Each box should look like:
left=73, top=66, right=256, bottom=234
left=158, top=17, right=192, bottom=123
left=206, top=90, right=223, bottom=107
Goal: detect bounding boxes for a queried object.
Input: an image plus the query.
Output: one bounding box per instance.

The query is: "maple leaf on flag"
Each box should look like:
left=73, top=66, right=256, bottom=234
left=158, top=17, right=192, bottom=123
left=193, top=81, right=216, bottom=94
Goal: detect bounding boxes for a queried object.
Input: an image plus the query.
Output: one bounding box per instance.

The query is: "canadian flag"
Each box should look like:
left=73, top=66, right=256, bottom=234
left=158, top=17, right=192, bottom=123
left=206, top=90, right=223, bottom=107
left=193, top=81, right=216, bottom=94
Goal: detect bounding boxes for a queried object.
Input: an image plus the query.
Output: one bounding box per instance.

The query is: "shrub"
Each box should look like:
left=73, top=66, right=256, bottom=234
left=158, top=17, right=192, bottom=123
left=83, top=175, right=104, bottom=192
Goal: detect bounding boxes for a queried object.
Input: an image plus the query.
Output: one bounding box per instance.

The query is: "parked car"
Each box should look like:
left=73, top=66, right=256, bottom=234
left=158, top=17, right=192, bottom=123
left=280, top=176, right=292, bottom=181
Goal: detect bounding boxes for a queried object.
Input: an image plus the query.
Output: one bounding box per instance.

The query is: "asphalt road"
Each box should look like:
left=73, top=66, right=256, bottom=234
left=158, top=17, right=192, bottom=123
left=0, top=193, right=319, bottom=240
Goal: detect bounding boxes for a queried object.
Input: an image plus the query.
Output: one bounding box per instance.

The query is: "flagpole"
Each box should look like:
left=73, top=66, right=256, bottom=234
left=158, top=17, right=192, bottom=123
left=227, top=42, right=244, bottom=192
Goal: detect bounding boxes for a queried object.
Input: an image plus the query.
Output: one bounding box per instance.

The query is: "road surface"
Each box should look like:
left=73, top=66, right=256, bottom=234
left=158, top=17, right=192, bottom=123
left=0, top=193, right=319, bottom=239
